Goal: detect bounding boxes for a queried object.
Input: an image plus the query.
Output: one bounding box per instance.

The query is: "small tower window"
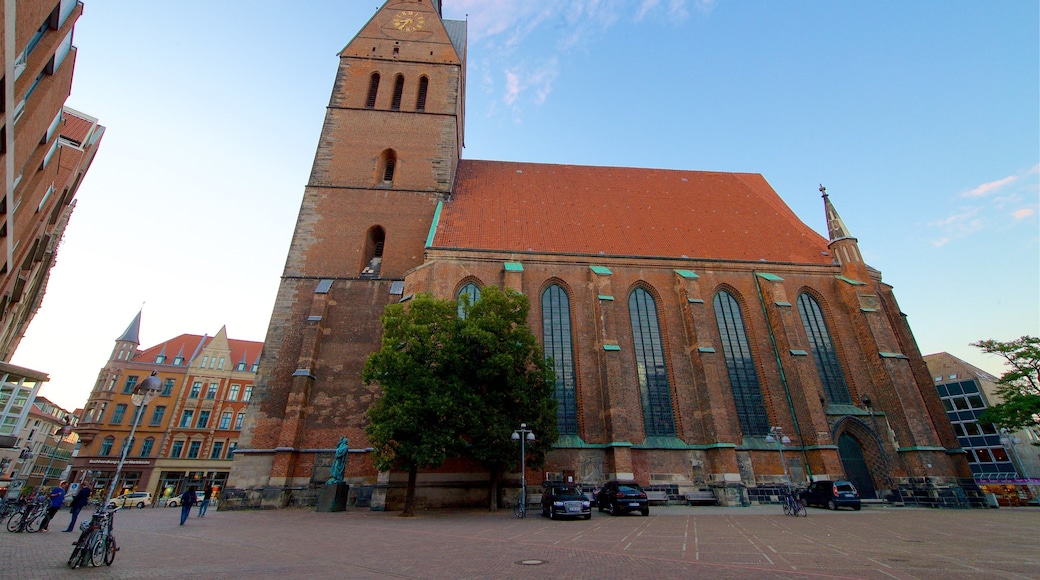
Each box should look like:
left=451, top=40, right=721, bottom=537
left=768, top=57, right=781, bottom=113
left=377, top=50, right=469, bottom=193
left=365, top=72, right=380, bottom=108
left=416, top=76, right=429, bottom=111
left=379, top=149, right=398, bottom=184
left=361, top=226, right=386, bottom=278
left=391, top=75, right=405, bottom=111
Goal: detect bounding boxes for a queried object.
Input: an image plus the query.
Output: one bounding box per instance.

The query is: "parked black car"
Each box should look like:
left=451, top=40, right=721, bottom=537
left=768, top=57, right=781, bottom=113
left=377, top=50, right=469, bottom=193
left=800, top=480, right=861, bottom=510
left=596, top=480, right=649, bottom=516
left=540, top=483, right=592, bottom=520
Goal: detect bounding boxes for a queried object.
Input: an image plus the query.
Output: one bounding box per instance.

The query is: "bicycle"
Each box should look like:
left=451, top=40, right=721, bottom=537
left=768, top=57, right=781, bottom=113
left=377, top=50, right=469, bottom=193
left=0, top=498, right=21, bottom=520
left=781, top=486, right=807, bottom=517
left=68, top=506, right=120, bottom=568
left=513, top=493, right=526, bottom=519
left=6, top=497, right=47, bottom=533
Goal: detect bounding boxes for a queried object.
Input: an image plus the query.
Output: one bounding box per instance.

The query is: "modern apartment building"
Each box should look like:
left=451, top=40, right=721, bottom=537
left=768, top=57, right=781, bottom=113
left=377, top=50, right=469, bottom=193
left=1, top=1, right=104, bottom=359
left=0, top=359, right=46, bottom=494
left=924, top=352, right=1040, bottom=506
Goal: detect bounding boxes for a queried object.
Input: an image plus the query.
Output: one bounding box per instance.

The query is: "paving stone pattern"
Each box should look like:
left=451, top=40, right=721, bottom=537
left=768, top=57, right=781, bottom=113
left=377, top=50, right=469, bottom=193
left=1, top=504, right=1037, bottom=579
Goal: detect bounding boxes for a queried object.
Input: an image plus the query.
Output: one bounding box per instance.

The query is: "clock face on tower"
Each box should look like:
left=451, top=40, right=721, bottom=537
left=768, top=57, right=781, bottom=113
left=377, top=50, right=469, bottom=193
left=392, top=10, right=425, bottom=33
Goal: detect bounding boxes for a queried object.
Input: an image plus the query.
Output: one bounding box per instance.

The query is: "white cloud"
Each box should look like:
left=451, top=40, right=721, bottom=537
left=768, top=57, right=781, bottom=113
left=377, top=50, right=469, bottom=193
left=448, top=0, right=708, bottom=117
left=929, top=206, right=984, bottom=246
left=1012, top=208, right=1035, bottom=220
left=962, top=164, right=1040, bottom=198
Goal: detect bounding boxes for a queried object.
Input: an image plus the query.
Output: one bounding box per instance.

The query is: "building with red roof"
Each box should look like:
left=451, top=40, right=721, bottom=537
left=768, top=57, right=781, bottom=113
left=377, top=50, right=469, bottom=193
left=72, top=310, right=262, bottom=503
left=229, top=1, right=979, bottom=509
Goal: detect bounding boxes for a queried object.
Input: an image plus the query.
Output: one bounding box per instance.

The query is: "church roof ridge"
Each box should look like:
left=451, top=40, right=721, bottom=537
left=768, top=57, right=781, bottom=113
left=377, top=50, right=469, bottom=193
left=435, top=160, right=832, bottom=265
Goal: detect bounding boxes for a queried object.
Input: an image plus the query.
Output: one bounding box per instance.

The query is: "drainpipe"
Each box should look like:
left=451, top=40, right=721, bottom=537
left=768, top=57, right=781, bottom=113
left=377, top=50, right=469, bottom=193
left=753, top=272, right=812, bottom=481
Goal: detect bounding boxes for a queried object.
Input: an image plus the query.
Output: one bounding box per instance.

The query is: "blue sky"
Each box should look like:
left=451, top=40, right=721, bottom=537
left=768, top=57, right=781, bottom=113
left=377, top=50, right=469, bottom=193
left=12, top=1, right=1038, bottom=412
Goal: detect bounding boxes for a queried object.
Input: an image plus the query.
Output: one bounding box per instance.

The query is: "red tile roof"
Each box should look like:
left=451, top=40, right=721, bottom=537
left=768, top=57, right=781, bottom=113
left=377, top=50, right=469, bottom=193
left=134, top=334, right=263, bottom=368
left=433, top=161, right=832, bottom=264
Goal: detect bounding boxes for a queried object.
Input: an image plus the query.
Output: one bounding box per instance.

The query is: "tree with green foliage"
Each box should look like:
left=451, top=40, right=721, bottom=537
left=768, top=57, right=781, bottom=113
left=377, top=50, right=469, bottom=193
left=456, top=286, right=558, bottom=511
left=362, top=294, right=473, bottom=517
left=973, top=336, right=1040, bottom=434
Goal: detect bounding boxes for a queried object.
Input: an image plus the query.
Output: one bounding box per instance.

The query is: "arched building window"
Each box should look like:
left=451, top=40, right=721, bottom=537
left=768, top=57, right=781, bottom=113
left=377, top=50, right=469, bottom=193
left=365, top=72, right=380, bottom=108
left=378, top=149, right=397, bottom=184
left=140, top=437, right=155, bottom=457
left=416, top=76, right=429, bottom=111
left=360, top=226, right=385, bottom=278
left=391, top=74, right=405, bottom=110
left=629, top=287, right=675, bottom=436
left=713, top=290, right=769, bottom=436
left=457, top=283, right=480, bottom=318
left=542, top=284, right=577, bottom=435
left=797, top=293, right=852, bottom=404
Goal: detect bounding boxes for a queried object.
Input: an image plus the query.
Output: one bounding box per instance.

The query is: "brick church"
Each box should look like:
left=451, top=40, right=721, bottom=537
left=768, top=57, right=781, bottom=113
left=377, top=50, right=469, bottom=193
left=228, top=0, right=980, bottom=508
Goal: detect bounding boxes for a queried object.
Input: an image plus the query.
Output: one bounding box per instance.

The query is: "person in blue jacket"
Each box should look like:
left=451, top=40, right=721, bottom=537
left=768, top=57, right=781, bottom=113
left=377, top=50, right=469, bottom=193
left=179, top=486, right=197, bottom=525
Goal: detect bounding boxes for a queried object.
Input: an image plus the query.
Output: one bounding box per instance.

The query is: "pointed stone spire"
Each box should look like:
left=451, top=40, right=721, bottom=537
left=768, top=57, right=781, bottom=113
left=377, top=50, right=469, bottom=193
left=117, top=309, right=142, bottom=344
left=820, top=184, right=852, bottom=241
left=820, top=184, right=869, bottom=281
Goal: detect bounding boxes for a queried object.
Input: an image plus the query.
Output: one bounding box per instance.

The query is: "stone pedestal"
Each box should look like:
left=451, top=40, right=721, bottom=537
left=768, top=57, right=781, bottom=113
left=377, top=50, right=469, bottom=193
left=316, top=483, right=348, bottom=512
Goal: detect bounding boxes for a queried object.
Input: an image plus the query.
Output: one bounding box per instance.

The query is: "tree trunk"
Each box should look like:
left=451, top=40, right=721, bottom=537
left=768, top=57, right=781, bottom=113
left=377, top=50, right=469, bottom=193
left=487, top=467, right=500, bottom=512
left=402, top=466, right=418, bottom=517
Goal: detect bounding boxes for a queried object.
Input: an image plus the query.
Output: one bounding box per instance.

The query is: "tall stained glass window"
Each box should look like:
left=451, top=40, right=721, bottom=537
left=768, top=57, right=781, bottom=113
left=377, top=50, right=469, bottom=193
left=542, top=285, right=577, bottom=435
left=797, top=293, right=852, bottom=404
left=713, top=291, right=769, bottom=436
left=629, top=288, right=675, bottom=436
left=457, top=283, right=481, bottom=318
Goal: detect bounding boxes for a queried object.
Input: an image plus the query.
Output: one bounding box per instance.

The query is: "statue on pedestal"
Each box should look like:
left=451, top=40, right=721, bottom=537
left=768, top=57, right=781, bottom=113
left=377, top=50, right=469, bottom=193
left=327, top=436, right=349, bottom=485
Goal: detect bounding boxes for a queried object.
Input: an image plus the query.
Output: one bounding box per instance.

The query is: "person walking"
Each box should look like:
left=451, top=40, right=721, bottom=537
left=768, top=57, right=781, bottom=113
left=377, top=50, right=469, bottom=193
left=179, top=486, right=197, bottom=525
left=197, top=485, right=213, bottom=517
left=63, top=481, right=92, bottom=532
left=39, top=481, right=67, bottom=531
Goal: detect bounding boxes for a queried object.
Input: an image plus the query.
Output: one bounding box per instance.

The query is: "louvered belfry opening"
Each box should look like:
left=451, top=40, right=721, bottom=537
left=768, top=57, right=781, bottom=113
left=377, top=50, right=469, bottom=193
left=391, top=75, right=405, bottom=110
left=365, top=72, right=380, bottom=108
left=360, top=226, right=386, bottom=279
left=416, top=76, right=429, bottom=111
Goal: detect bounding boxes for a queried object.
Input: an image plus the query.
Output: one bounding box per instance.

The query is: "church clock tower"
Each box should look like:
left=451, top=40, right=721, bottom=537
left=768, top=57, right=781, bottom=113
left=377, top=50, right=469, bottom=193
left=230, top=1, right=467, bottom=496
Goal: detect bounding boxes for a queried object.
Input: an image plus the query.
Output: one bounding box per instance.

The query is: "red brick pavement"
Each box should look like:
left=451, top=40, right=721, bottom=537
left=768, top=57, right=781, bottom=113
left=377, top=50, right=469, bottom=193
left=0, top=504, right=1036, bottom=579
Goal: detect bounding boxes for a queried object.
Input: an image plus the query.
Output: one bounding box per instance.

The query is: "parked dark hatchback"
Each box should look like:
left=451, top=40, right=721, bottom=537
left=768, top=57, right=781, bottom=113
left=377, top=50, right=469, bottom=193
left=540, top=484, right=592, bottom=520
left=800, top=480, right=861, bottom=510
left=596, top=480, right=649, bottom=516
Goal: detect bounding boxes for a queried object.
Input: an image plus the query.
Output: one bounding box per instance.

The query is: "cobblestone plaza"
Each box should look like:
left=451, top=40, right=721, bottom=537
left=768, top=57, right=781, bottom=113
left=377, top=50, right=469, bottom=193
left=1, top=505, right=1036, bottom=579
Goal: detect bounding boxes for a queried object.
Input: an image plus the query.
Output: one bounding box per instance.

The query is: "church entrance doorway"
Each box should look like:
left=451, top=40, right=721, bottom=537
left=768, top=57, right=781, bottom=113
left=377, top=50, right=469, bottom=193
left=838, top=433, right=877, bottom=499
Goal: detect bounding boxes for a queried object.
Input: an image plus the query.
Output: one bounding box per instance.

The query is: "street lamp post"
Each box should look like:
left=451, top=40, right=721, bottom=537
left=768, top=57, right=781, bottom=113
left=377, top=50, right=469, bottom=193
left=511, top=423, right=535, bottom=516
left=39, top=416, right=73, bottom=489
left=765, top=426, right=791, bottom=486
left=102, top=372, right=162, bottom=507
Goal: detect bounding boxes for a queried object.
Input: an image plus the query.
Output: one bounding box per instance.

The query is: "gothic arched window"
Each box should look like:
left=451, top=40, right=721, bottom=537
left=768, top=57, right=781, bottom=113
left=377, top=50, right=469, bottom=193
left=365, top=72, right=380, bottom=108
left=360, top=226, right=385, bottom=278
left=629, top=287, right=675, bottom=436
left=797, top=293, right=852, bottom=404
left=457, top=283, right=480, bottom=318
left=542, top=284, right=577, bottom=435
left=713, top=290, right=769, bottom=436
